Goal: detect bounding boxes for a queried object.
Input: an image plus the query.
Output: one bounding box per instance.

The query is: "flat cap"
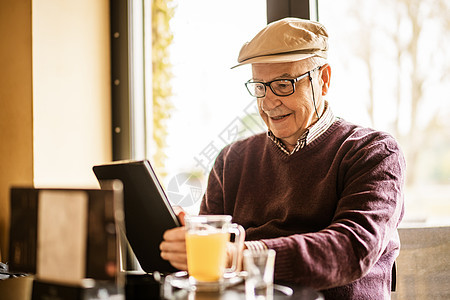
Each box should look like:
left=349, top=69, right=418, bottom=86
left=233, top=17, right=328, bottom=68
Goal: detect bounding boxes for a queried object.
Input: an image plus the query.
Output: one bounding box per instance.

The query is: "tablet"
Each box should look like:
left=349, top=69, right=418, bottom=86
left=93, top=160, right=180, bottom=274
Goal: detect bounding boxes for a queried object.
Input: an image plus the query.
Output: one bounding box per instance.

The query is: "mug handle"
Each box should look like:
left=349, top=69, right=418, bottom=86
left=225, top=223, right=245, bottom=276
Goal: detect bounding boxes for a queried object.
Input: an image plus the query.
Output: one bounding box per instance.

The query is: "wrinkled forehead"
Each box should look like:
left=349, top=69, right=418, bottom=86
left=251, top=60, right=311, bottom=79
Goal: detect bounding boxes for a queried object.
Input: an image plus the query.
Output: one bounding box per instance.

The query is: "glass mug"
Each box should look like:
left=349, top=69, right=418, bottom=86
left=184, top=215, right=245, bottom=284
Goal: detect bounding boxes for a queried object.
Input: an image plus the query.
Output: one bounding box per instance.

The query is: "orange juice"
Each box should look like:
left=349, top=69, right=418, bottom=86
left=186, top=231, right=230, bottom=282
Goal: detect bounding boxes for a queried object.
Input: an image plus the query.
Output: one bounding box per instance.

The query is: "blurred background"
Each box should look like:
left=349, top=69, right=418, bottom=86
left=159, top=0, right=450, bottom=225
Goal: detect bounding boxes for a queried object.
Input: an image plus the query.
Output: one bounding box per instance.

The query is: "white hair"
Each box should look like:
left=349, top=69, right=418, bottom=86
left=306, top=56, right=328, bottom=69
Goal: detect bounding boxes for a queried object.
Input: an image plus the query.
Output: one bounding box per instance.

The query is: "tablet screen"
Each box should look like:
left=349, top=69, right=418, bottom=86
left=93, top=160, right=180, bottom=274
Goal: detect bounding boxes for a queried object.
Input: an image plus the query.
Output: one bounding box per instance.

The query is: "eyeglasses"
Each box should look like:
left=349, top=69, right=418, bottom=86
left=245, top=66, right=321, bottom=98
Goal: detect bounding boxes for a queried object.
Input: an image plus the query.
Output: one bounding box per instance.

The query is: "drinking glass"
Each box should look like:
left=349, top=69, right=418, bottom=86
left=244, top=249, right=276, bottom=300
left=184, top=215, right=244, bottom=288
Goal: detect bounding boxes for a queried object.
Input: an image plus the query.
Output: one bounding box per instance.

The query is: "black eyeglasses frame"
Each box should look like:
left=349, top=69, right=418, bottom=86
left=245, top=66, right=321, bottom=98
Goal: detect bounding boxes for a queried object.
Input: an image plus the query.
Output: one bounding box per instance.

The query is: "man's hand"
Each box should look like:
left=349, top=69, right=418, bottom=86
left=159, top=206, right=188, bottom=270
left=226, top=238, right=246, bottom=271
left=160, top=226, right=188, bottom=270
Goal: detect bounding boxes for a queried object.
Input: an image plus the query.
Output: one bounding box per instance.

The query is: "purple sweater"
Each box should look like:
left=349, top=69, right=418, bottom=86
left=200, top=119, right=405, bottom=299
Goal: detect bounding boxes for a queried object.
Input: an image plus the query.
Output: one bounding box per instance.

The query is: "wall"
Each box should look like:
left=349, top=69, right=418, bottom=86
left=33, top=0, right=112, bottom=188
left=0, top=0, right=34, bottom=262
left=0, top=0, right=112, bottom=259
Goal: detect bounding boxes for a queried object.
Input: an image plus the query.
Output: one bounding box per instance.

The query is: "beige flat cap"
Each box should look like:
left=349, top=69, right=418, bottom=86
left=233, top=17, right=328, bottom=68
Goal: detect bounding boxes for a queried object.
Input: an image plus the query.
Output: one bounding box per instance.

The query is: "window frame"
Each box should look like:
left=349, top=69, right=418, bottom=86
left=110, top=0, right=151, bottom=161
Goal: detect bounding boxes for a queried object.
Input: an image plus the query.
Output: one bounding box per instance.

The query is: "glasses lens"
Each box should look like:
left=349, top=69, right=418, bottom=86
left=246, top=82, right=265, bottom=97
left=270, top=80, right=294, bottom=96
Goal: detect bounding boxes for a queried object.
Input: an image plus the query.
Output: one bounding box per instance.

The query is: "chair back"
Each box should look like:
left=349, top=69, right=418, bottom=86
left=392, top=226, right=450, bottom=299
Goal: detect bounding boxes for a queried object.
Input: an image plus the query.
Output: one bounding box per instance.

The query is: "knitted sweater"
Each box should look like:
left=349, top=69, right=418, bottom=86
left=199, top=118, right=405, bottom=299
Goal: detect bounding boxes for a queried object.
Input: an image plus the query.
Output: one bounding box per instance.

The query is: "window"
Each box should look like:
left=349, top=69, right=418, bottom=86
left=162, top=0, right=267, bottom=214
left=318, top=0, right=450, bottom=227
left=121, top=0, right=449, bottom=223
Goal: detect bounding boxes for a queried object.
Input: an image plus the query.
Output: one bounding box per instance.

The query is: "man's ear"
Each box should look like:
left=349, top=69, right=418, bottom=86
left=320, top=64, right=331, bottom=96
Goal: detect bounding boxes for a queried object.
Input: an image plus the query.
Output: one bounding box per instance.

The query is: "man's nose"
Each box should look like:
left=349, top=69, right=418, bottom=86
left=260, top=89, right=282, bottom=112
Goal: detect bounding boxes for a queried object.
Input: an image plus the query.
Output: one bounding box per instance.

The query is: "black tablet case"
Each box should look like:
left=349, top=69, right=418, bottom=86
left=93, top=160, right=180, bottom=274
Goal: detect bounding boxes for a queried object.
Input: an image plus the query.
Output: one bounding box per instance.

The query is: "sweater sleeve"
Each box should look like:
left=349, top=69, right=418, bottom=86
left=261, top=135, right=405, bottom=290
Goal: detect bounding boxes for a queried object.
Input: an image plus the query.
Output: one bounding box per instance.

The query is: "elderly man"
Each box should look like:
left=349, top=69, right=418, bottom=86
left=160, top=18, right=405, bottom=299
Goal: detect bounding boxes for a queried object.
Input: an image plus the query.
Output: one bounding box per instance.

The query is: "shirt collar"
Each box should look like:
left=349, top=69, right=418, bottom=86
left=267, top=101, right=336, bottom=155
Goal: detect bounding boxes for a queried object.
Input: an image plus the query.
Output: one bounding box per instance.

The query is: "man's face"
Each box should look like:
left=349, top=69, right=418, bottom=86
left=252, top=60, right=327, bottom=148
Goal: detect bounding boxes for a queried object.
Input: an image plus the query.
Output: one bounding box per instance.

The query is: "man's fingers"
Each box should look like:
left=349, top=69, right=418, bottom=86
left=163, top=226, right=186, bottom=241
left=172, top=206, right=187, bottom=226
left=160, top=250, right=187, bottom=264
left=160, top=240, right=186, bottom=253
left=168, top=260, right=188, bottom=271
left=178, top=211, right=186, bottom=226
left=160, top=225, right=188, bottom=270
left=160, top=242, right=188, bottom=271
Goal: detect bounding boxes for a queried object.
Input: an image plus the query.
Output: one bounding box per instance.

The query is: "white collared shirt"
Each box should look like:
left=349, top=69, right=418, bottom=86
left=267, top=101, right=337, bottom=155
